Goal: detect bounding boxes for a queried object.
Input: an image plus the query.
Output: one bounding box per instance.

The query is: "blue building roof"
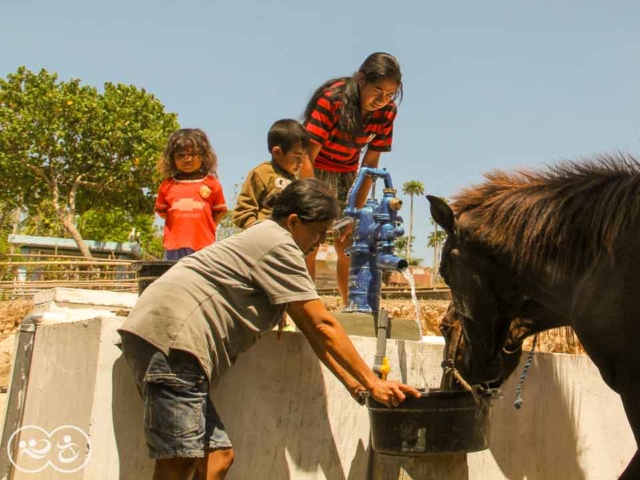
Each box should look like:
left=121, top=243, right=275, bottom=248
left=8, top=234, right=142, bottom=257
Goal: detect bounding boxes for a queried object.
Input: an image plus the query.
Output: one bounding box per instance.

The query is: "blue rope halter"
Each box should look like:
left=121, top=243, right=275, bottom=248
left=513, top=335, right=538, bottom=409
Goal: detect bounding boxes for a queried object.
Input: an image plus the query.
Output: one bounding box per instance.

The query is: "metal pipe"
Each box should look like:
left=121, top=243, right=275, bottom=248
left=373, top=310, right=391, bottom=380
left=376, top=253, right=409, bottom=271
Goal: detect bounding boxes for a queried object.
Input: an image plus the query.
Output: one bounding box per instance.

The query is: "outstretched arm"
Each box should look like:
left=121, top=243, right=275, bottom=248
left=287, top=299, right=420, bottom=407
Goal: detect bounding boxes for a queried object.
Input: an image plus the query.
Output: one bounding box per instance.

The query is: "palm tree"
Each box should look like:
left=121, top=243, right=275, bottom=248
left=427, top=196, right=448, bottom=285
left=393, top=236, right=423, bottom=265
left=401, top=181, right=425, bottom=262
left=427, top=224, right=447, bottom=285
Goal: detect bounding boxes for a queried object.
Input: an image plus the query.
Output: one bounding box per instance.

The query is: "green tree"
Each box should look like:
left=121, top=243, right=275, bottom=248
left=427, top=196, right=448, bottom=285
left=401, top=180, right=425, bottom=262
left=77, top=207, right=163, bottom=259
left=216, top=180, right=244, bottom=241
left=0, top=202, right=18, bottom=256
left=20, top=200, right=67, bottom=237
left=0, top=66, right=179, bottom=257
left=393, top=236, right=423, bottom=266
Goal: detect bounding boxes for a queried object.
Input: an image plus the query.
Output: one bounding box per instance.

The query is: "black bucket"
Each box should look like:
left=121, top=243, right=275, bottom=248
left=135, top=261, right=176, bottom=294
left=366, top=388, right=495, bottom=455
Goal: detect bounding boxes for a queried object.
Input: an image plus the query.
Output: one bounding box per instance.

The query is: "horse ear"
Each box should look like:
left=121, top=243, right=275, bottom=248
left=427, top=195, right=455, bottom=236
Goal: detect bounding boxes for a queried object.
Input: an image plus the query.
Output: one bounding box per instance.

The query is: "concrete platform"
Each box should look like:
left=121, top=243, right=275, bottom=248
left=0, top=289, right=635, bottom=479
left=334, top=312, right=422, bottom=340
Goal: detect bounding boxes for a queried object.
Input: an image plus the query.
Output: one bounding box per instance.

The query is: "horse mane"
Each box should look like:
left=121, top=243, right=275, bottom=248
left=451, top=152, right=640, bottom=278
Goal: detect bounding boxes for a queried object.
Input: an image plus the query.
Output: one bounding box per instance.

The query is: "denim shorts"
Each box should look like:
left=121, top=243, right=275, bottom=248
left=120, top=332, right=232, bottom=459
left=163, top=247, right=196, bottom=261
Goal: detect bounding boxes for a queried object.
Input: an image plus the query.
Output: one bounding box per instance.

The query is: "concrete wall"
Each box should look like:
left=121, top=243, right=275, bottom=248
left=31, top=287, right=138, bottom=319
left=0, top=289, right=635, bottom=479
left=468, top=353, right=635, bottom=480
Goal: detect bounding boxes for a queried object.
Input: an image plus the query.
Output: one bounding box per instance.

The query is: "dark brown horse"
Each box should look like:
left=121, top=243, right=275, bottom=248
left=428, top=154, right=640, bottom=479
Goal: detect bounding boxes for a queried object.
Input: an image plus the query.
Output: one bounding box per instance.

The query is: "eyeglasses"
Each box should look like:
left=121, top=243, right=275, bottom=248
left=175, top=152, right=202, bottom=160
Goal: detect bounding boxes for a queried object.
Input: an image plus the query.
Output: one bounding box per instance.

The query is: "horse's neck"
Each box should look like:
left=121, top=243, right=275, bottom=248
left=505, top=300, right=568, bottom=349
left=512, top=264, right=574, bottom=326
left=487, top=250, right=572, bottom=326
left=520, top=300, right=567, bottom=330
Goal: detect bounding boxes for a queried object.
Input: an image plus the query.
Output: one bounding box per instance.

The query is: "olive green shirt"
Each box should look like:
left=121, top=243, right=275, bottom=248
left=232, top=161, right=296, bottom=229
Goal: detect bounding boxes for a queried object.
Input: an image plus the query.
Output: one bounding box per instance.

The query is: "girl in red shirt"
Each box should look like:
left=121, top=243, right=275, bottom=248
left=301, top=52, right=403, bottom=306
left=155, top=129, right=227, bottom=260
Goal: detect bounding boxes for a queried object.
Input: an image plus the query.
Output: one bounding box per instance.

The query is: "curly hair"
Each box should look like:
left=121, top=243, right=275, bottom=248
left=157, top=128, right=218, bottom=179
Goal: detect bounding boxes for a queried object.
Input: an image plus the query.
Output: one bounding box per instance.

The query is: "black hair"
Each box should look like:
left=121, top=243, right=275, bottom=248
left=303, top=52, right=403, bottom=140
left=267, top=119, right=310, bottom=153
left=157, top=128, right=218, bottom=178
left=267, top=178, right=339, bottom=223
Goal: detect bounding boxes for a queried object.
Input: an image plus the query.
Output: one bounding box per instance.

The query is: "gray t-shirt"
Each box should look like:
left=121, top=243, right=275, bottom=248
left=119, top=220, right=319, bottom=387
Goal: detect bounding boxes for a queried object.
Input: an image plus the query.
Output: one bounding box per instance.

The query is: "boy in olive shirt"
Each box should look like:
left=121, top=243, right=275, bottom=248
left=233, top=119, right=309, bottom=229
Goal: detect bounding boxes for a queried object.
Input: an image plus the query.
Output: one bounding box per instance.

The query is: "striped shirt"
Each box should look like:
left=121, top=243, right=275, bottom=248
left=305, top=81, right=397, bottom=173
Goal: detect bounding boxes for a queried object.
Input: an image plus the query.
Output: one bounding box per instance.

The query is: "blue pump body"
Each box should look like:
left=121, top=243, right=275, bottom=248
left=342, top=167, right=408, bottom=314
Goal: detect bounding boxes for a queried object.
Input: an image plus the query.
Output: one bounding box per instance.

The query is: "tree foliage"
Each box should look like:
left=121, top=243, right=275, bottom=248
left=0, top=202, right=18, bottom=256
left=0, top=66, right=179, bottom=257
left=427, top=196, right=448, bottom=248
left=401, top=180, right=425, bottom=261
left=78, top=207, right=163, bottom=259
left=427, top=196, right=448, bottom=284
left=393, top=236, right=423, bottom=266
left=427, top=227, right=447, bottom=248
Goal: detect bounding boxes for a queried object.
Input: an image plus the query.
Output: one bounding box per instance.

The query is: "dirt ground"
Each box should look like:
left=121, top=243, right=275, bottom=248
left=322, top=296, right=584, bottom=355
left=0, top=301, right=33, bottom=391
left=322, top=296, right=449, bottom=337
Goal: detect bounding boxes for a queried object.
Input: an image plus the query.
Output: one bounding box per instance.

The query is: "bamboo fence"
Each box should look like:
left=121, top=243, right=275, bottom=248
left=0, top=253, right=139, bottom=300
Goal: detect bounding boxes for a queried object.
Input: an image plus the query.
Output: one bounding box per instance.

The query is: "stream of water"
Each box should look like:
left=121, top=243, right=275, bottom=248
left=400, top=268, right=429, bottom=390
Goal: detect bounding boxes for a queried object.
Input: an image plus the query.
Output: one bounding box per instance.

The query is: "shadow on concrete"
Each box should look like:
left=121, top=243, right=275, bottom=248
left=213, top=332, right=365, bottom=480
left=111, top=334, right=363, bottom=480
left=112, top=355, right=154, bottom=480
left=371, top=453, right=469, bottom=480
left=487, top=353, right=585, bottom=480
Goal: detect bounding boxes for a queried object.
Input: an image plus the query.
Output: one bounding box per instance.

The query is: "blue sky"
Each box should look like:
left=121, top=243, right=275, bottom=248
left=3, top=0, right=639, bottom=263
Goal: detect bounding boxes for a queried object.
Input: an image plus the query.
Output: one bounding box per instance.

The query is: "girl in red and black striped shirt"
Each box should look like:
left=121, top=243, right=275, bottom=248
left=301, top=52, right=403, bottom=306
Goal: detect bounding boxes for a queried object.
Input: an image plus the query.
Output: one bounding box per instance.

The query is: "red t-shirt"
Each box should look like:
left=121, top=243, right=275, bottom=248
left=155, top=175, right=227, bottom=251
left=304, top=81, right=397, bottom=173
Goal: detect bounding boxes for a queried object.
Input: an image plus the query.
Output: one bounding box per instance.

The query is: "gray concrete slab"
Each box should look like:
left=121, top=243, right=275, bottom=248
left=334, top=312, right=422, bottom=340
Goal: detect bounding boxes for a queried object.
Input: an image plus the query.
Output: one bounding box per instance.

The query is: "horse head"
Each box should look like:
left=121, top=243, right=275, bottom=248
left=428, top=195, right=524, bottom=385
left=440, top=302, right=524, bottom=389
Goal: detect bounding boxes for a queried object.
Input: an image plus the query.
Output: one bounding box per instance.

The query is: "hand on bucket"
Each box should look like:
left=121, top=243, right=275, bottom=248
left=370, top=379, right=421, bottom=408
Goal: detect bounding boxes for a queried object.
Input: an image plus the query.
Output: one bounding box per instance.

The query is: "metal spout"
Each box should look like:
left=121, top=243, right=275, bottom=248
left=376, top=253, right=409, bottom=271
